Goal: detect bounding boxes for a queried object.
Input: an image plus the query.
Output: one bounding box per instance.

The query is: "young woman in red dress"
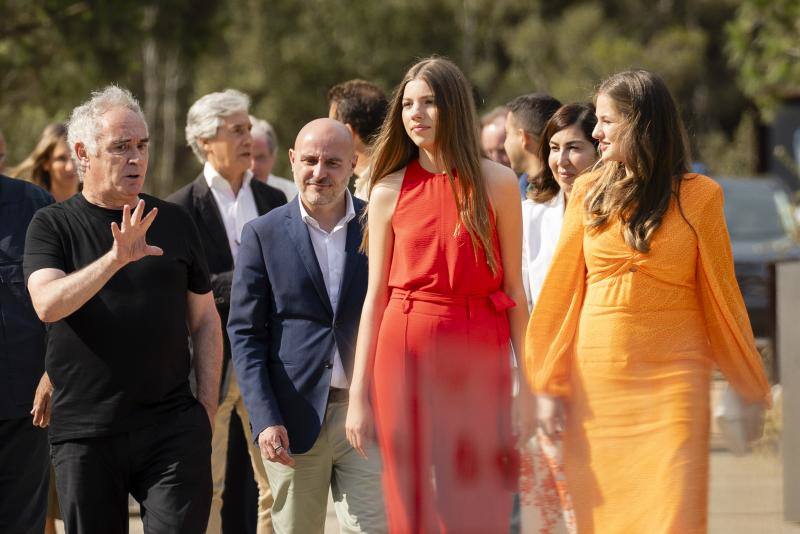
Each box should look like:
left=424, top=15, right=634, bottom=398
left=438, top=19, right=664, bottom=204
left=345, top=57, right=534, bottom=533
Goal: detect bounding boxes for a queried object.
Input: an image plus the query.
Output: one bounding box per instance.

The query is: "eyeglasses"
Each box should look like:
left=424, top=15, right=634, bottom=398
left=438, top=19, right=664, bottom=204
left=106, top=139, right=150, bottom=157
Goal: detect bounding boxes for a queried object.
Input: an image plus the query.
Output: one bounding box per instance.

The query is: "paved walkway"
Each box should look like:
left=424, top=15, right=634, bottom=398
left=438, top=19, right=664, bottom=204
left=56, top=448, right=800, bottom=533
left=708, top=449, right=800, bottom=533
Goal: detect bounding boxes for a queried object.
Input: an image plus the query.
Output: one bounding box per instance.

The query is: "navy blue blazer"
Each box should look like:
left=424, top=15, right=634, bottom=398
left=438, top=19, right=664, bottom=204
left=0, top=175, right=52, bottom=419
left=228, top=196, right=368, bottom=454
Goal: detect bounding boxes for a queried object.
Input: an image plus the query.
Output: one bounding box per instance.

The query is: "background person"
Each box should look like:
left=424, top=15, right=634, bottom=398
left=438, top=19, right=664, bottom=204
left=521, top=103, right=598, bottom=310
left=10, top=122, right=80, bottom=534
left=526, top=70, right=770, bottom=533
left=249, top=116, right=298, bottom=200
left=229, top=118, right=386, bottom=534
left=345, top=57, right=532, bottom=533
left=480, top=105, right=511, bottom=167
left=11, top=123, right=80, bottom=202
left=327, top=79, right=389, bottom=200
left=169, top=89, right=286, bottom=534
left=24, top=85, right=222, bottom=534
left=0, top=173, right=52, bottom=534
left=518, top=103, right=598, bottom=534
left=504, top=93, right=562, bottom=199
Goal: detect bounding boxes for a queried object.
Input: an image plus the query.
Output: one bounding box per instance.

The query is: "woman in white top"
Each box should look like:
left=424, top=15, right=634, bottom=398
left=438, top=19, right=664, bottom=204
left=522, top=103, right=599, bottom=310
left=519, top=103, right=598, bottom=533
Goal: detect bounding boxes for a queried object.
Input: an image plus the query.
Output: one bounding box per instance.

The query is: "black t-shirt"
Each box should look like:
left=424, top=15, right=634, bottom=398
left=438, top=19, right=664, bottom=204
left=23, top=193, right=211, bottom=443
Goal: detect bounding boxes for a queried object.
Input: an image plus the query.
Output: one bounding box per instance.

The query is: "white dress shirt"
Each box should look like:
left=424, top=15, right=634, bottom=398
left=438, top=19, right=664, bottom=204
left=267, top=174, right=299, bottom=200
left=521, top=190, right=566, bottom=312
left=298, top=191, right=356, bottom=389
left=204, top=162, right=259, bottom=262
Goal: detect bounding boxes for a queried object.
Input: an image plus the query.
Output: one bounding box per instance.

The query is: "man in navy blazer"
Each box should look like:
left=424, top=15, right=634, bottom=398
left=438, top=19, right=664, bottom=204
left=228, top=118, right=386, bottom=533
left=0, top=174, right=52, bottom=533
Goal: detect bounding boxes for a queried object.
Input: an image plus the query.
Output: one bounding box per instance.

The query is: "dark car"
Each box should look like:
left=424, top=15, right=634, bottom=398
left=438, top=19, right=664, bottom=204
left=716, top=177, right=800, bottom=351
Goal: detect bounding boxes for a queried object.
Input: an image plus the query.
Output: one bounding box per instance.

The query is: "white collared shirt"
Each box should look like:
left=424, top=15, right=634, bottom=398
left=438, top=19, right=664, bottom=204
left=204, top=162, right=259, bottom=262
left=298, top=191, right=356, bottom=389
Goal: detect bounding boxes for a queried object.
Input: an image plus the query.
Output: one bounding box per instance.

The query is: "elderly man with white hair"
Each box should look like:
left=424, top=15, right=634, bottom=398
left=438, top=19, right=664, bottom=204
left=249, top=116, right=298, bottom=200
left=168, top=89, right=285, bottom=534
left=23, top=85, right=223, bottom=533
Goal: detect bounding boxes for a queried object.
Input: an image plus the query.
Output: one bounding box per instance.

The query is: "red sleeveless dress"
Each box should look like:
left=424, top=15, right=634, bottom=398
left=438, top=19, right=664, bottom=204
left=372, top=159, right=516, bottom=533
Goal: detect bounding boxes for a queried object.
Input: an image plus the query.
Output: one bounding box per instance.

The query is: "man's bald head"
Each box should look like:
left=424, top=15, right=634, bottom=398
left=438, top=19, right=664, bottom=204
left=290, top=118, right=357, bottom=209
left=294, top=118, right=354, bottom=156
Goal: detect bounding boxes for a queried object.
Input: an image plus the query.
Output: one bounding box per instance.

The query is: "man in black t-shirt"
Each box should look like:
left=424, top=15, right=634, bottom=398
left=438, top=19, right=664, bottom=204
left=23, top=86, right=222, bottom=534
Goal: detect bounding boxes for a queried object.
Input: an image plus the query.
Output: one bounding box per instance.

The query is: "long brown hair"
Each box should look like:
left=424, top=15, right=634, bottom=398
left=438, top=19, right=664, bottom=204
left=363, top=56, right=496, bottom=272
left=585, top=70, right=690, bottom=252
left=10, top=123, right=68, bottom=191
left=529, top=103, right=598, bottom=203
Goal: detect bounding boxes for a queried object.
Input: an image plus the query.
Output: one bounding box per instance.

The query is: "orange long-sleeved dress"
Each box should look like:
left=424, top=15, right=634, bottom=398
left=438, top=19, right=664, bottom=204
left=525, top=173, right=770, bottom=533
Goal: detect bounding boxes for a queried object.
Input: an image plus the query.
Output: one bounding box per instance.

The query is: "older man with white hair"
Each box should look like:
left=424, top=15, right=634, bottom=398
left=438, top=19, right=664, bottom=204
left=23, top=85, right=222, bottom=533
left=249, top=116, right=298, bottom=200
left=168, top=89, right=285, bottom=534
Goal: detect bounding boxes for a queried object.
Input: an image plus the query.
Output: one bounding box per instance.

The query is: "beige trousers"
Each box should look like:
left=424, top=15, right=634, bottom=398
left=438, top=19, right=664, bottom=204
left=263, top=398, right=387, bottom=534
left=207, top=369, right=273, bottom=534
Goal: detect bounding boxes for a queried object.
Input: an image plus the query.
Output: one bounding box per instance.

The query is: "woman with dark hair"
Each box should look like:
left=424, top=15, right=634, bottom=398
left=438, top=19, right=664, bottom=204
left=518, top=103, right=597, bottom=533
left=345, top=57, right=532, bottom=532
left=526, top=70, right=770, bottom=532
left=521, top=103, right=598, bottom=310
left=11, top=123, right=78, bottom=202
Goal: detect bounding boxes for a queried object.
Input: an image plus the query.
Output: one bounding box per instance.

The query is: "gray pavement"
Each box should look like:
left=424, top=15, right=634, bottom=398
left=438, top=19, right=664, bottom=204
left=54, top=446, right=799, bottom=533
left=709, top=449, right=800, bottom=533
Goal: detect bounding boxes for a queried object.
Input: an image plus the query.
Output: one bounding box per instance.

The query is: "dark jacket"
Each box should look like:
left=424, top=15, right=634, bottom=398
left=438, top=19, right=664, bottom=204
left=167, top=174, right=287, bottom=395
left=0, top=175, right=52, bottom=419
left=228, top=197, right=368, bottom=454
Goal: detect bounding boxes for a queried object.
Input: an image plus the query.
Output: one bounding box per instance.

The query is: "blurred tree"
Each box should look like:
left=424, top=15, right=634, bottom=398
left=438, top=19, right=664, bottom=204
left=190, top=0, right=465, bottom=181
left=0, top=0, right=220, bottom=196
left=2, top=0, right=790, bottom=190
left=726, top=0, right=800, bottom=121
left=0, top=2, right=91, bottom=164
left=698, top=110, right=759, bottom=176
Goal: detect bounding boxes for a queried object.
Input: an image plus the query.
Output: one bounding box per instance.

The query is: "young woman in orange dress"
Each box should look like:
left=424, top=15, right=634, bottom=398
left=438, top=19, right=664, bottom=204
left=526, top=70, right=770, bottom=533
left=345, top=57, right=534, bottom=533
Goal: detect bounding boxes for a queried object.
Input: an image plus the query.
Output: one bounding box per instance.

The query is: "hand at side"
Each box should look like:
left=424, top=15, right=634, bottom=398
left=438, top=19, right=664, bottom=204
left=31, top=372, right=53, bottom=427
left=259, top=426, right=295, bottom=467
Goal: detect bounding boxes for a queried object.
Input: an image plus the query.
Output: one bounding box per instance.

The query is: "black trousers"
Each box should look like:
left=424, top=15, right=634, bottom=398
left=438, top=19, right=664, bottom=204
left=52, top=402, right=212, bottom=534
left=0, top=416, right=49, bottom=534
left=221, top=409, right=258, bottom=534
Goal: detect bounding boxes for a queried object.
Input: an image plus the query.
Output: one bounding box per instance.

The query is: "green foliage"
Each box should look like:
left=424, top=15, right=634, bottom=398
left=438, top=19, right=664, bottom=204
left=191, top=0, right=467, bottom=179
left=0, top=0, right=793, bottom=190
left=726, top=0, right=800, bottom=120
left=697, top=111, right=759, bottom=176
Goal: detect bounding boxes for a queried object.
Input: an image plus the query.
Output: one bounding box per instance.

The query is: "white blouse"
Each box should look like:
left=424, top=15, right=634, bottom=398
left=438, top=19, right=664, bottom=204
left=521, top=190, right=566, bottom=312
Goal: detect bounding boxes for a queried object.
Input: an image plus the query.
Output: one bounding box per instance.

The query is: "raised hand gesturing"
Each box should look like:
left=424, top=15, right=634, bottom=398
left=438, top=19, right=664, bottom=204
left=110, top=199, right=163, bottom=265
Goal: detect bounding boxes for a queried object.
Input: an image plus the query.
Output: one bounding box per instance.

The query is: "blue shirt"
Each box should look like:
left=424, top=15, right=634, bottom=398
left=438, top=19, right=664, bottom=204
left=0, top=175, right=52, bottom=419
left=519, top=172, right=529, bottom=199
